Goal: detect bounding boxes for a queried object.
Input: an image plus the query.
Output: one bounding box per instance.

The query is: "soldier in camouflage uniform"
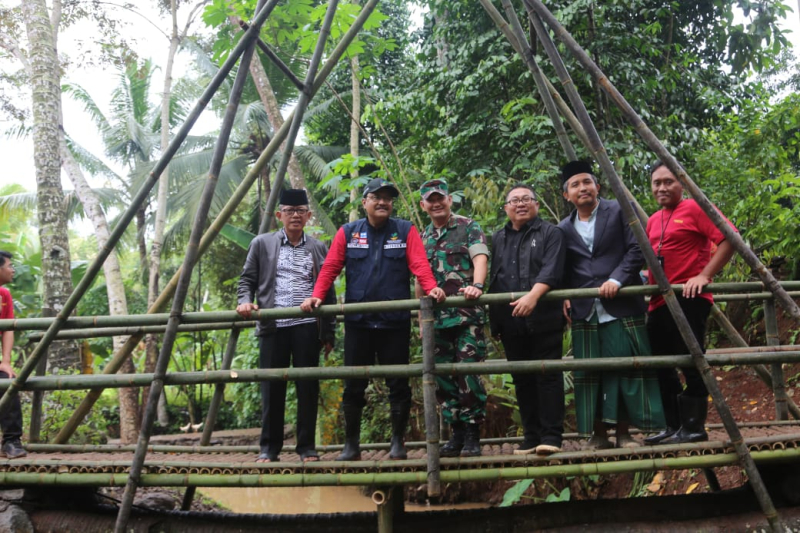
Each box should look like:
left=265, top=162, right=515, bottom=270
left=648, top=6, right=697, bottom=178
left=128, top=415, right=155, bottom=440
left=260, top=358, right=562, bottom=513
left=417, top=179, right=489, bottom=457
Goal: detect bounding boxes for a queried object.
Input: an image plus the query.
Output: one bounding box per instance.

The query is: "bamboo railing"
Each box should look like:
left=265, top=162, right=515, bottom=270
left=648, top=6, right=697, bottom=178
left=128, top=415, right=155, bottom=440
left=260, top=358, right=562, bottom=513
left=5, top=283, right=800, bottom=332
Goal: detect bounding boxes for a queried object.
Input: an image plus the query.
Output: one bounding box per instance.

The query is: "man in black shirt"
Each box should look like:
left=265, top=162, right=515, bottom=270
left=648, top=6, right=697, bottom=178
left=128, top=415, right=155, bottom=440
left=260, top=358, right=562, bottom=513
left=489, top=184, right=566, bottom=455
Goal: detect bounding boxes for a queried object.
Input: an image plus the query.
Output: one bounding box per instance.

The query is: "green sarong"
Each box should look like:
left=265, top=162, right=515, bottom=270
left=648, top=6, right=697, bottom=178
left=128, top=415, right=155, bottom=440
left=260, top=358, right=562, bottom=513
left=572, top=314, right=665, bottom=436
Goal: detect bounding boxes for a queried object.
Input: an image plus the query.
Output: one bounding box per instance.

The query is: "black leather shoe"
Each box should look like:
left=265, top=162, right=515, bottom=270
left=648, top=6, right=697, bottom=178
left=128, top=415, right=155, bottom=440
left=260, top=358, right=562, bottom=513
left=644, top=427, right=678, bottom=445
left=661, top=395, right=709, bottom=445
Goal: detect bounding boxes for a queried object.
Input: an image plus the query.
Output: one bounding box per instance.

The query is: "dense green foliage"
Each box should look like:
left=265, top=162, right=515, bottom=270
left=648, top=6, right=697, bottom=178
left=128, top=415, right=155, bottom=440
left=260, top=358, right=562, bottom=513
left=1, top=0, right=798, bottom=461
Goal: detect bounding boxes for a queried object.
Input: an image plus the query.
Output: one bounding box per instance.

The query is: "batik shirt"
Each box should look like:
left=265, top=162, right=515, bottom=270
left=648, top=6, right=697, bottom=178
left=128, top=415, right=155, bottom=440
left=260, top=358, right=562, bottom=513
left=422, top=214, right=489, bottom=328
left=275, top=230, right=316, bottom=328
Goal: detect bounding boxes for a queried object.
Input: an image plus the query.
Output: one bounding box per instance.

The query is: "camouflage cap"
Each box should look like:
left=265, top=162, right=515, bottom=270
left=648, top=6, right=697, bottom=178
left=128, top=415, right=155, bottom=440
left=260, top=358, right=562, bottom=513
left=420, top=178, right=449, bottom=200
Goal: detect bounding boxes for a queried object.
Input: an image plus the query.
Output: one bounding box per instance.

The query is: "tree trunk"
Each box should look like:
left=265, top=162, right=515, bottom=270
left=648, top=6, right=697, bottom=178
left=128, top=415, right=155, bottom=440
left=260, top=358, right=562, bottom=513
left=22, top=0, right=80, bottom=373
left=146, top=0, right=182, bottom=428
left=237, top=16, right=306, bottom=190
left=432, top=3, right=450, bottom=68
left=60, top=134, right=141, bottom=443
left=349, top=17, right=361, bottom=223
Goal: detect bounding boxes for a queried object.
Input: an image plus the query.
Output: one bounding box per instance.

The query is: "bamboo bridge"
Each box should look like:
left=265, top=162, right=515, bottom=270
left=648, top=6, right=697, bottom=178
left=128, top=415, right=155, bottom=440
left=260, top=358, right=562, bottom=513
left=2, top=283, right=800, bottom=531
left=6, top=0, right=800, bottom=530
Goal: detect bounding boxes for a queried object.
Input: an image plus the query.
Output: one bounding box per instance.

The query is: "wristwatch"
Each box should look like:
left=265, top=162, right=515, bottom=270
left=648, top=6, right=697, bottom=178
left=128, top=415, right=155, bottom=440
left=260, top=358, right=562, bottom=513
left=472, top=283, right=485, bottom=290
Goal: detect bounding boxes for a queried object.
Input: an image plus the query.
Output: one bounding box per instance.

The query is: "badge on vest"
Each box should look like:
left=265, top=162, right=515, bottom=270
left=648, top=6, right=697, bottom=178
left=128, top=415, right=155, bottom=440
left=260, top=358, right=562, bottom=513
left=384, top=232, right=407, bottom=249
left=348, top=231, right=369, bottom=249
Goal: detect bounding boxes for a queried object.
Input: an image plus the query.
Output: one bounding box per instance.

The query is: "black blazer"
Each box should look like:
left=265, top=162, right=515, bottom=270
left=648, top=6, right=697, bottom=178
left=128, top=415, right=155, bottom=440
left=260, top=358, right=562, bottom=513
left=557, top=198, right=646, bottom=321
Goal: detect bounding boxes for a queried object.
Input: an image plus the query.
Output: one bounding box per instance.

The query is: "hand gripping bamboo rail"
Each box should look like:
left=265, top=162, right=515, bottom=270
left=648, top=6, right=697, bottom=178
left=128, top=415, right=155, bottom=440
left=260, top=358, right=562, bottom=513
left=521, top=1, right=781, bottom=528
left=5, top=282, right=800, bottom=331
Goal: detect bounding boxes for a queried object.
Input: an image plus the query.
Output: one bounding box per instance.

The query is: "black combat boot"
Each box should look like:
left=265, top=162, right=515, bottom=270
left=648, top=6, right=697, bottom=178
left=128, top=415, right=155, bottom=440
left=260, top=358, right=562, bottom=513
left=661, top=394, right=709, bottom=444
left=389, top=402, right=410, bottom=460
left=645, top=393, right=680, bottom=445
left=440, top=421, right=465, bottom=457
left=460, top=423, right=481, bottom=457
left=336, top=405, right=363, bottom=461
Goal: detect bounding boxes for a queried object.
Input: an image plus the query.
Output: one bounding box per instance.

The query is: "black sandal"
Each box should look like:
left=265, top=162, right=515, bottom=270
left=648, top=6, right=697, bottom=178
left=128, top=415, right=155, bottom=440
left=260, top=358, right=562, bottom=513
left=256, top=452, right=278, bottom=463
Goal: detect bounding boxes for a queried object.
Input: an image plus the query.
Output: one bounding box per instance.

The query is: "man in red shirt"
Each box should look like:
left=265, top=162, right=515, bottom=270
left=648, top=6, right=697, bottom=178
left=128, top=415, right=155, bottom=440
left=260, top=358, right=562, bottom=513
left=302, top=178, right=445, bottom=461
left=0, top=251, right=27, bottom=459
left=644, top=163, right=737, bottom=445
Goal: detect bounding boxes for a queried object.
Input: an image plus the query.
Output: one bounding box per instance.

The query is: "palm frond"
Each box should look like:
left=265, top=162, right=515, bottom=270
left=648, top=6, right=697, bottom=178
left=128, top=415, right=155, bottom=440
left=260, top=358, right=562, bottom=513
left=64, top=136, right=122, bottom=182
left=3, top=123, right=31, bottom=140
left=304, top=89, right=354, bottom=121
left=163, top=154, right=251, bottom=250
left=63, top=82, right=112, bottom=133
left=0, top=191, right=38, bottom=218
left=294, top=145, right=349, bottom=182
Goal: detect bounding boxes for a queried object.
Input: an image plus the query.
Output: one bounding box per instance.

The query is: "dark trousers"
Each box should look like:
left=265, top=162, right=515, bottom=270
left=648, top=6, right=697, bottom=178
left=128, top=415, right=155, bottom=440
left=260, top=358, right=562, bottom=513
left=647, top=297, right=712, bottom=404
left=259, top=322, right=321, bottom=456
left=501, top=330, right=565, bottom=447
left=0, top=371, right=22, bottom=444
left=342, top=324, right=411, bottom=410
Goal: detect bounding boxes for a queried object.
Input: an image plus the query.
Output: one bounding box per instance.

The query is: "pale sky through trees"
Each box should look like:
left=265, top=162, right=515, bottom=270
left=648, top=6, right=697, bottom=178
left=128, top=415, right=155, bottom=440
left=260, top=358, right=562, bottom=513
left=1, top=2, right=798, bottom=194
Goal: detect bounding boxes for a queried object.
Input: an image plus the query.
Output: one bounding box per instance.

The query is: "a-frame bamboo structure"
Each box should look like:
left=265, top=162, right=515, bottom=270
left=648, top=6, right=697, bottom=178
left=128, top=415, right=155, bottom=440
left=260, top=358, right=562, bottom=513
left=0, top=1, right=796, bottom=531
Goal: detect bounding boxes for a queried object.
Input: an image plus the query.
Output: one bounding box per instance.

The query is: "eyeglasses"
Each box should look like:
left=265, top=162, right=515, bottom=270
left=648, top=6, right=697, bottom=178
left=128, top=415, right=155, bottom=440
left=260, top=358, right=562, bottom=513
left=280, top=207, right=310, bottom=215
left=366, top=195, right=394, bottom=203
left=505, top=196, right=536, bottom=206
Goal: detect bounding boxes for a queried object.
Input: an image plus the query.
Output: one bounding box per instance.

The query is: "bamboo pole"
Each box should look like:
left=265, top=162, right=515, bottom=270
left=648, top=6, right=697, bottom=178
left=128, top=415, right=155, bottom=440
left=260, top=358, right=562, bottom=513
left=522, top=2, right=781, bottom=529
left=26, top=321, right=255, bottom=341
left=181, top=328, right=241, bottom=510
left=477, top=0, right=589, bottom=152
left=25, top=420, right=800, bottom=454
left=24, top=303, right=786, bottom=340
left=709, top=305, right=800, bottom=420
left=2, top=447, right=799, bottom=488
left=0, top=0, right=282, bottom=422
left=6, top=283, right=800, bottom=332
left=765, top=299, right=789, bottom=421
left=420, top=297, right=441, bottom=496
left=15, top=430, right=800, bottom=470
left=52, top=0, right=381, bottom=446
left=522, top=0, right=800, bottom=326
left=258, top=1, right=340, bottom=235
left=478, top=0, right=643, bottom=227
left=28, top=307, right=52, bottom=443
left=26, top=421, right=800, bottom=454
left=480, top=0, right=576, bottom=160
left=238, top=21, right=305, bottom=91
left=6, top=350, right=800, bottom=392
left=114, top=3, right=267, bottom=527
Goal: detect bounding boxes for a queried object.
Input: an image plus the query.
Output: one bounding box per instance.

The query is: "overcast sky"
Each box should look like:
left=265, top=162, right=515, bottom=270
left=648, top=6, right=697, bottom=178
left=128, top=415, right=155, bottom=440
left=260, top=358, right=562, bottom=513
left=1, top=4, right=798, bottom=193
